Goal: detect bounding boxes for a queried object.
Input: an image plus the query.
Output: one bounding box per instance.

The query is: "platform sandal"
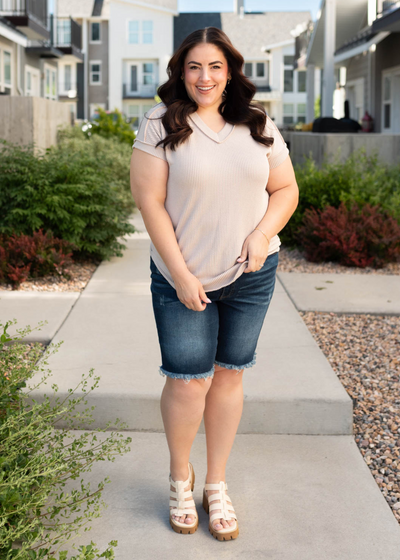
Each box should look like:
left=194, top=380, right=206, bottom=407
left=202, top=480, right=239, bottom=541
left=169, top=462, right=198, bottom=534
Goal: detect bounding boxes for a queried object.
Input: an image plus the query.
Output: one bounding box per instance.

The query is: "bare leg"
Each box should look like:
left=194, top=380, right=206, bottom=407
left=203, top=365, right=244, bottom=531
left=161, top=376, right=212, bottom=524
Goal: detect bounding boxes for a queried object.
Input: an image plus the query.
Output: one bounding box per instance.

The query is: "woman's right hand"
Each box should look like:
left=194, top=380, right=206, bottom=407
left=173, top=270, right=211, bottom=312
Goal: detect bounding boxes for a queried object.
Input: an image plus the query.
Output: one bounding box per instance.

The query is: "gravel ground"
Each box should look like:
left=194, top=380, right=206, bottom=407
left=0, top=262, right=98, bottom=292
left=278, top=247, right=400, bottom=275
left=301, top=311, right=400, bottom=524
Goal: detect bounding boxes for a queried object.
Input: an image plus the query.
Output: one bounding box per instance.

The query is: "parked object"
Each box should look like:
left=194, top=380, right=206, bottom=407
left=362, top=111, right=374, bottom=133
left=312, top=116, right=361, bottom=133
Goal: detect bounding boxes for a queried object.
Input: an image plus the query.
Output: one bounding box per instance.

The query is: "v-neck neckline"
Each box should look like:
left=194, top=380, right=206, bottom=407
left=189, top=111, right=235, bottom=144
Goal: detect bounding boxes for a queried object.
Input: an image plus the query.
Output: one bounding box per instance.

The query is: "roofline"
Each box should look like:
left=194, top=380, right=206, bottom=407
left=113, top=0, right=178, bottom=16
left=262, top=38, right=294, bottom=51
left=0, top=19, right=28, bottom=46
left=334, top=30, right=389, bottom=63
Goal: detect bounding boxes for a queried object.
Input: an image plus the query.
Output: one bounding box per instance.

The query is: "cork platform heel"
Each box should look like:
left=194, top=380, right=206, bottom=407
left=169, top=462, right=198, bottom=534
left=202, top=481, right=239, bottom=541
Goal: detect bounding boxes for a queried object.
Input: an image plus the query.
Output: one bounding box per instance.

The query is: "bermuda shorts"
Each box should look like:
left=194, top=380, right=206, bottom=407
left=150, top=251, right=279, bottom=383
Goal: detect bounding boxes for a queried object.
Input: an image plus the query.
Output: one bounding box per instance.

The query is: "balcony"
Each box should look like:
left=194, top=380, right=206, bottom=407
left=373, top=0, right=400, bottom=32
left=0, top=0, right=49, bottom=40
left=26, top=16, right=83, bottom=61
left=123, top=82, right=158, bottom=99
left=253, top=85, right=281, bottom=103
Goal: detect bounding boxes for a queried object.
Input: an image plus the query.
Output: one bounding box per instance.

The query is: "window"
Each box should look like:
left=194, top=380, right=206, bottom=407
left=4, top=51, right=11, bottom=86
left=297, top=71, right=306, bottom=93
left=256, top=63, right=264, bottom=78
left=25, top=65, right=39, bottom=96
left=284, top=55, right=295, bottom=66
left=128, top=21, right=139, bottom=44
left=297, top=103, right=306, bottom=123
left=57, top=19, right=71, bottom=45
left=91, top=22, right=101, bottom=43
left=90, top=103, right=106, bottom=118
left=283, top=103, right=294, bottom=124
left=127, top=103, right=154, bottom=128
left=65, top=64, right=72, bottom=91
left=284, top=54, right=294, bottom=93
left=90, top=61, right=101, bottom=85
left=142, top=21, right=153, bottom=44
left=44, top=65, right=57, bottom=100
left=244, top=62, right=252, bottom=77
left=284, top=69, right=293, bottom=92
left=128, top=20, right=153, bottom=44
left=143, top=63, right=153, bottom=85
left=383, top=75, right=391, bottom=129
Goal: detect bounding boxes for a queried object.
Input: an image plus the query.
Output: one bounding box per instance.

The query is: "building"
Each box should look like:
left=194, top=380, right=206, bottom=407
left=108, top=0, right=178, bottom=127
left=306, top=0, right=400, bottom=132
left=174, top=1, right=317, bottom=127
left=0, top=0, right=82, bottom=106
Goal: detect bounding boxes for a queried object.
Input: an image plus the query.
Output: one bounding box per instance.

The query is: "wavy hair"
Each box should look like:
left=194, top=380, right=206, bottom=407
left=151, top=27, right=274, bottom=151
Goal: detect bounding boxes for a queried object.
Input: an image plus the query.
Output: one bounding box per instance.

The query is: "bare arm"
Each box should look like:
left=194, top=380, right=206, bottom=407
left=130, top=149, right=211, bottom=311
left=237, top=155, right=299, bottom=271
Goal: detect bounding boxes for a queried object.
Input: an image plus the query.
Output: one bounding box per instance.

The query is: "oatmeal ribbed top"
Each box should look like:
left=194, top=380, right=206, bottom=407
left=132, top=102, right=289, bottom=292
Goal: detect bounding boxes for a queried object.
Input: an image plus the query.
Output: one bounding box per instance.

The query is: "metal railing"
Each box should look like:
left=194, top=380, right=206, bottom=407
left=0, top=0, right=47, bottom=27
left=379, top=0, right=400, bottom=15
left=52, top=17, right=82, bottom=50
left=123, top=82, right=158, bottom=98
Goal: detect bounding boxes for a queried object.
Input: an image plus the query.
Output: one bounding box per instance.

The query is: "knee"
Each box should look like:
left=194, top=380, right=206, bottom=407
left=211, top=365, right=244, bottom=388
left=165, top=376, right=212, bottom=402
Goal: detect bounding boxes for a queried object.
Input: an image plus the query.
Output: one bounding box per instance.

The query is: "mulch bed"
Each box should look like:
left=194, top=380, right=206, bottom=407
left=0, top=262, right=98, bottom=292
left=301, top=311, right=400, bottom=524
left=278, top=247, right=400, bottom=275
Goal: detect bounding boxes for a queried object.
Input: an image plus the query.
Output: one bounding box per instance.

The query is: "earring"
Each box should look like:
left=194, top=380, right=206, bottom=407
left=181, top=75, right=184, bottom=80
left=227, top=77, right=231, bottom=84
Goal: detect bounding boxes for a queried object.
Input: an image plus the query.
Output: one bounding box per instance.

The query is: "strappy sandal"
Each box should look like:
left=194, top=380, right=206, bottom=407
left=169, top=462, right=198, bottom=534
left=202, top=481, right=239, bottom=541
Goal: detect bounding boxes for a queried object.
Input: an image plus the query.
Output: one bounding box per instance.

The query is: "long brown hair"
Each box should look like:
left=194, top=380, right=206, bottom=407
left=152, top=27, right=274, bottom=151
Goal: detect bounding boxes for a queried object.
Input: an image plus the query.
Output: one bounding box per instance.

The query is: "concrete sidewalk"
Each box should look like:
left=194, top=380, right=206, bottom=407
left=278, top=272, right=400, bottom=314
left=62, top=432, right=400, bottom=560
left=27, top=237, right=352, bottom=435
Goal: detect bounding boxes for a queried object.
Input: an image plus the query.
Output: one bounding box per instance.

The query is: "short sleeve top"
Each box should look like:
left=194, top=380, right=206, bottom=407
left=132, top=102, right=289, bottom=291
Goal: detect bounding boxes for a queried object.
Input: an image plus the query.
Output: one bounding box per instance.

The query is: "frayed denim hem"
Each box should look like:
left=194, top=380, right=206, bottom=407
left=214, top=352, right=257, bottom=374
left=158, top=365, right=215, bottom=384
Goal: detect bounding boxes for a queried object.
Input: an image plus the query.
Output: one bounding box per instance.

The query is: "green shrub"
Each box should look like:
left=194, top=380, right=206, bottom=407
left=281, top=148, right=400, bottom=247
left=0, top=320, right=132, bottom=559
left=82, top=108, right=136, bottom=146
left=0, top=134, right=135, bottom=260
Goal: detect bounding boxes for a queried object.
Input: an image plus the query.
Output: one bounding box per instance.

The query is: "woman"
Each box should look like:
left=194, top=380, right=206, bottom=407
left=130, top=27, right=299, bottom=541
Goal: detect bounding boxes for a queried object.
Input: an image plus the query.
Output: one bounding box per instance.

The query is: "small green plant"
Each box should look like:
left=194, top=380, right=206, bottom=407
left=0, top=136, right=135, bottom=260
left=82, top=109, right=136, bottom=146
left=0, top=320, right=132, bottom=559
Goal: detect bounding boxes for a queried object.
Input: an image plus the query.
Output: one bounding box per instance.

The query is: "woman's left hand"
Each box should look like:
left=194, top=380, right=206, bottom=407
left=236, top=230, right=270, bottom=273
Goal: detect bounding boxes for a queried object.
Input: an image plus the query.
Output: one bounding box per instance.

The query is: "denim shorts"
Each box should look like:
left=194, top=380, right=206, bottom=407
left=150, top=251, right=279, bottom=383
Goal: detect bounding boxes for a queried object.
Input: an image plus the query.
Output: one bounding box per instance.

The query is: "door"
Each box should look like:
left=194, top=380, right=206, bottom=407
left=392, top=75, right=400, bottom=133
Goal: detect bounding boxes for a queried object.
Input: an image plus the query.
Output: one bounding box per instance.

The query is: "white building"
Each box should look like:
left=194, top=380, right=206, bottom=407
left=109, top=0, right=178, bottom=127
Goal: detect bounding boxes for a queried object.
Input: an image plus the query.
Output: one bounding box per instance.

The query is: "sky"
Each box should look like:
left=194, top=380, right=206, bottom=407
left=178, top=0, right=321, bottom=20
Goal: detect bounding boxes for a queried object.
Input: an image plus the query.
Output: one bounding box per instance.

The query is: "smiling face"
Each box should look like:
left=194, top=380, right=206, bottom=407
left=182, top=42, right=231, bottom=111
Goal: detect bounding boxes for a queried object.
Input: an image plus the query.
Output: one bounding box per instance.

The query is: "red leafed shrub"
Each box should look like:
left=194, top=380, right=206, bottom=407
left=0, top=229, right=75, bottom=287
left=299, top=202, right=400, bottom=268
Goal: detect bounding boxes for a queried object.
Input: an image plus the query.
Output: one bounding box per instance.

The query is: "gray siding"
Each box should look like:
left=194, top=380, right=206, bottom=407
left=346, top=52, right=369, bottom=119
left=374, top=34, right=400, bottom=132
left=88, top=20, right=109, bottom=109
